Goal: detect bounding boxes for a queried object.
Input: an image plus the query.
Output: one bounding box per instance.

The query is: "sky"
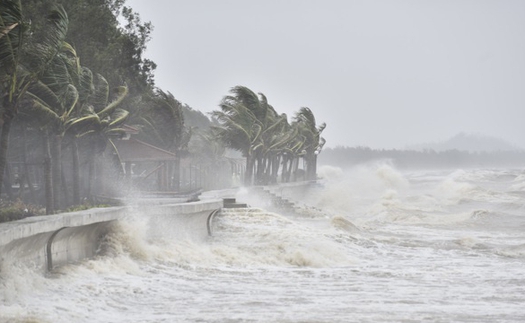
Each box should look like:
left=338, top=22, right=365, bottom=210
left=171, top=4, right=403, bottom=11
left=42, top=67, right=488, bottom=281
left=126, top=0, right=525, bottom=149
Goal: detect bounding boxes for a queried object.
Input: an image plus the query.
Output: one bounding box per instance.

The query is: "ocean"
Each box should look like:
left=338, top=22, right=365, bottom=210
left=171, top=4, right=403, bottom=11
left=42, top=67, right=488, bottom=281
left=1, top=164, right=525, bottom=322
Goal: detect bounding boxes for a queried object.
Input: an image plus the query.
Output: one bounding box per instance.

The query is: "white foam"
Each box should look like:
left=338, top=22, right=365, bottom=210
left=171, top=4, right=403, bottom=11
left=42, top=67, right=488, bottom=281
left=210, top=209, right=357, bottom=267
left=310, top=163, right=411, bottom=219
left=3, top=168, right=525, bottom=322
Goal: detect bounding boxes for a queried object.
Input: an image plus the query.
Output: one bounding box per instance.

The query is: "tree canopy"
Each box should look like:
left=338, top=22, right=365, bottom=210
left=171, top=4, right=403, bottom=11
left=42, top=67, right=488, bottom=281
left=22, top=0, right=156, bottom=95
left=212, top=85, right=326, bottom=185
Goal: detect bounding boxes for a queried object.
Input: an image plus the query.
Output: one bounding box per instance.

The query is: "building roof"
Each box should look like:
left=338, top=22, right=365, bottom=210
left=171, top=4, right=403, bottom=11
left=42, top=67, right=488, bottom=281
left=113, top=139, right=177, bottom=162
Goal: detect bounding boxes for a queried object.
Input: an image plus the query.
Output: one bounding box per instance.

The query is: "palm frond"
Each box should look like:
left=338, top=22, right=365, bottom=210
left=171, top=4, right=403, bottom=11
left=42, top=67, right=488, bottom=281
left=97, top=85, right=128, bottom=117
left=91, top=73, right=109, bottom=110
left=25, top=80, right=62, bottom=114
left=0, top=21, right=18, bottom=40
left=108, top=108, right=129, bottom=126
left=25, top=5, right=69, bottom=76
left=0, top=0, right=23, bottom=64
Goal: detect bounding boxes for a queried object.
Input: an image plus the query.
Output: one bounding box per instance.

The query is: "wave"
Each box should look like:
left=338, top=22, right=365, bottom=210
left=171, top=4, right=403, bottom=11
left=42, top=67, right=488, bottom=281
left=511, top=173, right=525, bottom=191
left=434, top=178, right=480, bottom=204
left=0, top=262, right=46, bottom=304
left=312, top=163, right=410, bottom=217
left=210, top=208, right=357, bottom=267
left=496, top=243, right=525, bottom=258
left=454, top=236, right=525, bottom=259
left=60, top=208, right=359, bottom=269
left=331, top=215, right=360, bottom=233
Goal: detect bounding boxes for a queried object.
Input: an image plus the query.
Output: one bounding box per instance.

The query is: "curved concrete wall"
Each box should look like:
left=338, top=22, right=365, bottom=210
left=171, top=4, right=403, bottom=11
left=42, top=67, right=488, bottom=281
left=0, top=200, right=222, bottom=272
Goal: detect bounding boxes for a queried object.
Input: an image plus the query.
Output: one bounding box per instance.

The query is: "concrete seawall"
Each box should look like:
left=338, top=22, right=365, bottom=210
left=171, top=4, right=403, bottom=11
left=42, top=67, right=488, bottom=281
left=0, top=183, right=314, bottom=273
left=0, top=200, right=222, bottom=272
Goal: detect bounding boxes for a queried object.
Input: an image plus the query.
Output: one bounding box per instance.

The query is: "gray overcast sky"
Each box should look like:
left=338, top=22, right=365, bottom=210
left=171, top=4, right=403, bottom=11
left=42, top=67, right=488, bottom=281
left=126, top=0, right=525, bottom=149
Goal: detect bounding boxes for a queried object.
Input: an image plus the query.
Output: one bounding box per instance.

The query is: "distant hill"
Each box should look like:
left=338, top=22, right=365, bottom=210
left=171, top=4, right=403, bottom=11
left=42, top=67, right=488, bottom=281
left=407, top=133, right=522, bottom=152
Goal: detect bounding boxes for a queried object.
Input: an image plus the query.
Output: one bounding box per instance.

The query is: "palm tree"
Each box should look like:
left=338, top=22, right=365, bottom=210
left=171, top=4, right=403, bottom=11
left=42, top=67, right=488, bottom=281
left=214, top=86, right=311, bottom=185
left=137, top=89, right=190, bottom=190
left=0, top=2, right=68, bottom=198
left=293, top=107, right=326, bottom=181
left=65, top=75, right=129, bottom=203
left=278, top=120, right=306, bottom=183
left=24, top=32, right=130, bottom=209
left=24, top=41, right=83, bottom=211
left=0, top=0, right=26, bottom=197
left=259, top=114, right=299, bottom=184
left=212, top=86, right=327, bottom=185
left=211, top=86, right=263, bottom=186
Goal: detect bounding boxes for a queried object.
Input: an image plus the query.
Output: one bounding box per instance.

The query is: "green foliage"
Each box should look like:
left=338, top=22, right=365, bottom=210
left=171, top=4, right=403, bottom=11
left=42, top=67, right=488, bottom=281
left=0, top=199, right=42, bottom=223
left=136, top=89, right=190, bottom=154
left=293, top=107, right=326, bottom=155
left=211, top=86, right=326, bottom=184
left=0, top=1, right=70, bottom=200
left=22, top=0, right=155, bottom=95
left=65, top=203, right=110, bottom=213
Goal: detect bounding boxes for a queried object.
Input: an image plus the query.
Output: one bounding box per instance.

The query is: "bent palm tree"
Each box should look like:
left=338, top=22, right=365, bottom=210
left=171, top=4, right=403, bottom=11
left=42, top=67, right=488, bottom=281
left=138, top=89, right=191, bottom=190
left=65, top=76, right=129, bottom=202
left=293, top=107, right=326, bottom=181
left=0, top=2, right=68, bottom=198
left=24, top=40, right=84, bottom=211
left=211, top=90, right=262, bottom=186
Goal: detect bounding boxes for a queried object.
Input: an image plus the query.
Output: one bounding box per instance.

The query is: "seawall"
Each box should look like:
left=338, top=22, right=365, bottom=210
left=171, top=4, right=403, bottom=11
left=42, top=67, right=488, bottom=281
left=0, top=200, right=222, bottom=273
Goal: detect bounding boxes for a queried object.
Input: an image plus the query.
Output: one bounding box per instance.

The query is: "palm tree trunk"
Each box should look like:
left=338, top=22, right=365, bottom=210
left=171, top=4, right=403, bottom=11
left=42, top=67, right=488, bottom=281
left=88, top=154, right=95, bottom=200
left=264, top=156, right=272, bottom=185
left=281, top=156, right=288, bottom=183
left=22, top=126, right=36, bottom=203
left=271, top=155, right=280, bottom=184
left=292, top=157, right=299, bottom=182
left=51, top=134, right=63, bottom=210
left=72, top=137, right=80, bottom=205
left=61, top=167, right=69, bottom=207
left=0, top=115, right=12, bottom=198
left=256, top=155, right=265, bottom=185
left=244, top=155, right=255, bottom=186
left=44, top=134, right=54, bottom=214
left=3, top=162, right=13, bottom=200
left=287, top=157, right=295, bottom=182
left=310, top=154, right=318, bottom=181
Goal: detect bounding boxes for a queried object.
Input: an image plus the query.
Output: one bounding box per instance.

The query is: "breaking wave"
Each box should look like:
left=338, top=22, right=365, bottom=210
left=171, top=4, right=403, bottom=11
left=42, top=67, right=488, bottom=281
left=211, top=208, right=357, bottom=267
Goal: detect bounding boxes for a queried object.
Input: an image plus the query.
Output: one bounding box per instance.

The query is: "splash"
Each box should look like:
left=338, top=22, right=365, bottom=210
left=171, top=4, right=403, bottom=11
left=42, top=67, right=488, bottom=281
left=0, top=261, right=46, bottom=304
left=210, top=209, right=357, bottom=267
left=312, top=163, right=410, bottom=217
left=331, top=215, right=360, bottom=232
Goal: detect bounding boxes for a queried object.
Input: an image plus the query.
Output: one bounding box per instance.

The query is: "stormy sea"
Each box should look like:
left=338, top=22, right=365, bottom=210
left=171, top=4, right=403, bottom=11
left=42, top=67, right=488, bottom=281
left=1, top=164, right=525, bottom=322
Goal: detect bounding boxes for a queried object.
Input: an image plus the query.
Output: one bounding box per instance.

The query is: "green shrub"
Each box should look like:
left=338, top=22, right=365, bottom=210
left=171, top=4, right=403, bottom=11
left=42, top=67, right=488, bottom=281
left=0, top=200, right=41, bottom=223
left=65, top=203, right=111, bottom=213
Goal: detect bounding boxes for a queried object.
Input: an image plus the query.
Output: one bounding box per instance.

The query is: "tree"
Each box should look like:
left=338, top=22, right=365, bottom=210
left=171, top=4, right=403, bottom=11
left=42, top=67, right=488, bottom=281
left=25, top=42, right=81, bottom=211
left=22, top=0, right=156, bottom=96
left=137, top=89, right=190, bottom=190
left=212, top=86, right=328, bottom=185
left=65, top=76, right=129, bottom=203
left=211, top=86, right=263, bottom=186
left=25, top=39, right=129, bottom=210
left=0, top=1, right=69, bottom=198
left=293, top=107, right=326, bottom=181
